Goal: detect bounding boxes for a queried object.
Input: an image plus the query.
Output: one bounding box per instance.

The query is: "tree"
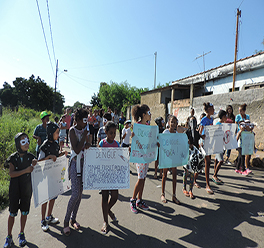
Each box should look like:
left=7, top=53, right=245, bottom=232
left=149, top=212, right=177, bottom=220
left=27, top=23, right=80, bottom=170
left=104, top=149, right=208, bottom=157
left=90, top=93, right=102, bottom=108
left=0, top=75, right=65, bottom=114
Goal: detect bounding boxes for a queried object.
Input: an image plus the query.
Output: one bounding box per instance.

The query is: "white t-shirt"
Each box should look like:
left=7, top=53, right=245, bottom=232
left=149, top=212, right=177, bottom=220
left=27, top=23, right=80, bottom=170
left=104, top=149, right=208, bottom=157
left=163, top=129, right=178, bottom=134
left=122, top=127, right=131, bottom=145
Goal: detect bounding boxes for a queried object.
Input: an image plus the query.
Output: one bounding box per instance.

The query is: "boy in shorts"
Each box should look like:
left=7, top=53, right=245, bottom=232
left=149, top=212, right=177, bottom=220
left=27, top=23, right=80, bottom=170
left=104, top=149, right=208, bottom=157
left=4, top=133, right=37, bottom=247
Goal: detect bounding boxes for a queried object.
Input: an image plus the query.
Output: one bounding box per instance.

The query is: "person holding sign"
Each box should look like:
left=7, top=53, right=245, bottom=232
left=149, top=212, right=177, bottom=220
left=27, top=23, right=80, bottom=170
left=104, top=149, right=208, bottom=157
left=160, top=115, right=181, bottom=204
left=63, top=108, right=91, bottom=236
left=98, top=121, right=120, bottom=234
left=38, top=122, right=68, bottom=232
left=199, top=102, right=214, bottom=194
left=3, top=133, right=37, bottom=248
left=130, top=104, right=152, bottom=214
left=212, top=110, right=227, bottom=184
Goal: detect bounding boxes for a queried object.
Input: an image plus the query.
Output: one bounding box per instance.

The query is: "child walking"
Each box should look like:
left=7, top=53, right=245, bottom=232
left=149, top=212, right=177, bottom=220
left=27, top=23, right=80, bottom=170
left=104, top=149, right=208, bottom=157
left=63, top=108, right=91, bottom=236
left=199, top=102, right=215, bottom=194
left=98, top=121, right=120, bottom=234
left=121, top=120, right=132, bottom=147
left=38, top=122, right=67, bottom=232
left=59, top=115, right=67, bottom=151
left=130, top=104, right=152, bottom=214
left=4, top=133, right=37, bottom=248
left=160, top=115, right=180, bottom=204
left=183, top=130, right=205, bottom=199
left=212, top=110, right=227, bottom=184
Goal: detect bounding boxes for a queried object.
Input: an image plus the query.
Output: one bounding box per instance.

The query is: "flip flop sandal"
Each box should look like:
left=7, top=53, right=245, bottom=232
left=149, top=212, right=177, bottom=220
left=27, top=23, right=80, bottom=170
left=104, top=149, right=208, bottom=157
left=172, top=195, right=180, bottom=205
left=189, top=191, right=195, bottom=199
left=101, top=223, right=109, bottom=235
left=108, top=210, right=117, bottom=222
left=194, top=183, right=201, bottom=189
left=212, top=177, right=221, bottom=185
left=206, top=188, right=214, bottom=194
left=70, top=219, right=80, bottom=230
left=62, top=226, right=71, bottom=236
left=182, top=189, right=190, bottom=197
left=161, top=193, right=167, bottom=203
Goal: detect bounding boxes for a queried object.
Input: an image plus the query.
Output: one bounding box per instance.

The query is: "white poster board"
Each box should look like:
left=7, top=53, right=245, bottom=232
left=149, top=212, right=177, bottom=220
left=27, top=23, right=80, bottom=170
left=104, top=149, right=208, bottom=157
left=83, top=148, right=130, bottom=190
left=222, top=123, right=238, bottom=150
left=204, top=125, right=224, bottom=155
left=31, top=155, right=70, bottom=208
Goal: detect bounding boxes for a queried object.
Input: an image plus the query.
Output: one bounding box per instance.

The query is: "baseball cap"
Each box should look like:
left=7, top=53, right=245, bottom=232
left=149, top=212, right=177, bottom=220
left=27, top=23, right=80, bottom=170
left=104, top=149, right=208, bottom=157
left=40, top=111, right=51, bottom=120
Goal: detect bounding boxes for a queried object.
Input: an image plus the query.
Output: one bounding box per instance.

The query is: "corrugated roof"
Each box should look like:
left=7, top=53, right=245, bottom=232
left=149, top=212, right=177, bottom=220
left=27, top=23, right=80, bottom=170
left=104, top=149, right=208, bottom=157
left=172, top=51, right=264, bottom=84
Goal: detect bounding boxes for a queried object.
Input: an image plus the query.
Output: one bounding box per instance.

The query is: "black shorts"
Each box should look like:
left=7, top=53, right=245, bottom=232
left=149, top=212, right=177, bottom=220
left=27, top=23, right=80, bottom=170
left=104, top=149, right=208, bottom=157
left=9, top=178, right=32, bottom=215
left=121, top=143, right=130, bottom=147
left=89, top=124, right=94, bottom=135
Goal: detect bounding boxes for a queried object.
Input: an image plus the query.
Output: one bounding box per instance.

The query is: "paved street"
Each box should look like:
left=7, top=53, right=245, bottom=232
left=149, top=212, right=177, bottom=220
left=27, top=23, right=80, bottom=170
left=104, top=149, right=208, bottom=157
left=1, top=150, right=264, bottom=248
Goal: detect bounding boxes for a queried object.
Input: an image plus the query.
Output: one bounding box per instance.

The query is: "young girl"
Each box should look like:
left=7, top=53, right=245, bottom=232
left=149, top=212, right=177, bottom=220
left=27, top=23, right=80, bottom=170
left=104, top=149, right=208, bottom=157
left=4, top=133, right=37, bottom=248
left=121, top=120, right=132, bottom=147
left=183, top=130, right=205, bottom=199
left=63, top=108, right=91, bottom=236
left=38, top=122, right=68, bottom=232
left=160, top=115, right=180, bottom=204
left=130, top=104, right=152, bottom=214
left=199, top=102, right=215, bottom=194
left=59, top=115, right=67, bottom=151
left=98, top=121, right=120, bottom=234
left=225, top=105, right=235, bottom=164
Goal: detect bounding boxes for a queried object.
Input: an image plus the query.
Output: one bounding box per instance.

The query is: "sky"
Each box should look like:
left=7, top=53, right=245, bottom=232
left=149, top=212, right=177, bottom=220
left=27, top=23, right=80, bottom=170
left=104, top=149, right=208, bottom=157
left=0, top=0, right=264, bottom=107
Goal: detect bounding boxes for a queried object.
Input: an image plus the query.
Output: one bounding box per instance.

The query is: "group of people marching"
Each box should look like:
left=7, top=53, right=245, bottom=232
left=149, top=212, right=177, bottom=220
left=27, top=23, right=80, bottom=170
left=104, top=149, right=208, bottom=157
left=3, top=102, right=255, bottom=247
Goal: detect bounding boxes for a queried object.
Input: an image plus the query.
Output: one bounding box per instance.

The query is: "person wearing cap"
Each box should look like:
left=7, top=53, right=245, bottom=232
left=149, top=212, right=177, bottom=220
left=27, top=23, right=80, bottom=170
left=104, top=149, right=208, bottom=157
left=3, top=133, right=37, bottom=248
left=97, top=113, right=112, bottom=146
left=33, top=111, right=50, bottom=158
left=121, top=120, right=132, bottom=147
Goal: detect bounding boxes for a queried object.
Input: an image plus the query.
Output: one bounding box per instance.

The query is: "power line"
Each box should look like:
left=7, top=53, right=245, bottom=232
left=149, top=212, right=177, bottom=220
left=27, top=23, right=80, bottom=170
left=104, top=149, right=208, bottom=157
left=63, top=73, right=99, bottom=91
left=46, top=0, right=56, bottom=64
left=69, top=54, right=153, bottom=70
left=64, top=73, right=101, bottom=83
left=35, top=0, right=55, bottom=76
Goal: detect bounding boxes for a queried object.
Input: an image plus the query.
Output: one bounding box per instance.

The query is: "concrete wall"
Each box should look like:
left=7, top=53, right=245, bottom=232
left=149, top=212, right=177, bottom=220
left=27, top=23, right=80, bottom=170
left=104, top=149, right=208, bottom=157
left=171, top=87, right=264, bottom=148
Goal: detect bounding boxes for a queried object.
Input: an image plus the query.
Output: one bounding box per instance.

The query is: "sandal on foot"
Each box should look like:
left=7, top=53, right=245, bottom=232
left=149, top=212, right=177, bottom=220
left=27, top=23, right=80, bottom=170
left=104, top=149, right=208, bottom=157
left=101, top=222, right=109, bottom=235
left=62, top=226, right=71, bottom=236
left=182, top=189, right=190, bottom=197
left=212, top=177, right=221, bottom=185
left=108, top=210, right=117, bottom=222
left=154, top=173, right=158, bottom=179
left=70, top=219, right=80, bottom=230
left=205, top=188, right=214, bottom=194
left=194, top=182, right=201, bottom=189
left=161, top=193, right=167, bottom=203
left=172, top=194, right=180, bottom=205
left=189, top=191, right=195, bottom=199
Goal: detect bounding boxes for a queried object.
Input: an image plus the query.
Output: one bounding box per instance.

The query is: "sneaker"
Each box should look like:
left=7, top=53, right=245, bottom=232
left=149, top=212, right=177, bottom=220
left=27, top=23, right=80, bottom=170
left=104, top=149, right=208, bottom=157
left=46, top=215, right=59, bottom=224
left=18, top=232, right=27, bottom=247
left=136, top=199, right=149, bottom=211
left=41, top=220, right=49, bottom=232
left=3, top=235, right=13, bottom=248
left=235, top=169, right=242, bottom=174
left=245, top=168, right=252, bottom=174
left=242, top=170, right=249, bottom=176
left=130, top=198, right=138, bottom=214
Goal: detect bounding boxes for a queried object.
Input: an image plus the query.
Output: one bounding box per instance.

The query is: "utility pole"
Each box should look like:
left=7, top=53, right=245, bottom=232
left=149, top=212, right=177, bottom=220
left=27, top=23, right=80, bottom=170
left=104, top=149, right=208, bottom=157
left=232, top=8, right=241, bottom=92
left=194, top=51, right=211, bottom=95
left=53, top=59, right=58, bottom=113
left=154, top=52, right=157, bottom=89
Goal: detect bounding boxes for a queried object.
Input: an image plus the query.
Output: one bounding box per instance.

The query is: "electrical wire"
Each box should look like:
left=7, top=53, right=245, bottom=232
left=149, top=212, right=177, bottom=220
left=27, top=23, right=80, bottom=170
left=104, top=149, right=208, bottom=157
left=69, top=54, right=153, bottom=70
left=35, top=0, right=55, bottom=76
left=46, top=0, right=56, bottom=64
left=64, top=73, right=101, bottom=83
left=63, top=73, right=99, bottom=91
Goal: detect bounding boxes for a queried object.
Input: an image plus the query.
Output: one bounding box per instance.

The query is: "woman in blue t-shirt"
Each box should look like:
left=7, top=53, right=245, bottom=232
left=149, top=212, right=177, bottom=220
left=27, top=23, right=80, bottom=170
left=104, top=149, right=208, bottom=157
left=199, top=102, right=214, bottom=194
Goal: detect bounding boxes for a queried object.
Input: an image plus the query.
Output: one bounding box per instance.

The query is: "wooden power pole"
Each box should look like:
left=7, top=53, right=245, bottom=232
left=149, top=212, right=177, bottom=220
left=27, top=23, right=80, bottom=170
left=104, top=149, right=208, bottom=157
left=232, top=8, right=241, bottom=92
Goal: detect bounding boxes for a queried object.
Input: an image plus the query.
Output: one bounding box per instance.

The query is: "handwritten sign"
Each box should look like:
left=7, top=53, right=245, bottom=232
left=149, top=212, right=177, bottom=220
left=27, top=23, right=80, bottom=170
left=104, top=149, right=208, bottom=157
left=204, top=125, right=224, bottom=155
left=31, top=155, right=70, bottom=208
left=158, top=133, right=189, bottom=168
left=241, top=132, right=254, bottom=155
left=83, top=148, right=130, bottom=190
left=130, top=123, right=158, bottom=163
left=222, top=123, right=238, bottom=150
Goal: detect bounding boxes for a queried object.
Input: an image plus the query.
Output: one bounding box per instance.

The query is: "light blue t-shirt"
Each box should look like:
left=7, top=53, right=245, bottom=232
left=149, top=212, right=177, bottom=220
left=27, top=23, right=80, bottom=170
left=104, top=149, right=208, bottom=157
left=235, top=114, right=250, bottom=131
